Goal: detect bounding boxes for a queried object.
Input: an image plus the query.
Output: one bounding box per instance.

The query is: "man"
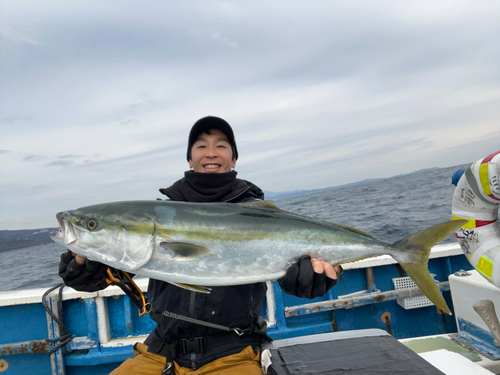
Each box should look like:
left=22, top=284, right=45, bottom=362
left=59, top=116, right=342, bottom=374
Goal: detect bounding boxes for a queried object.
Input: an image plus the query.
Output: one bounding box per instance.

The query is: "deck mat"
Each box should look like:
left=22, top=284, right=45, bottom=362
left=402, top=337, right=481, bottom=362
left=266, top=335, right=445, bottom=374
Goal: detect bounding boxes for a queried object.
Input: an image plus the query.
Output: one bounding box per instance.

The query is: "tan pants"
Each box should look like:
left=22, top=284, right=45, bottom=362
left=109, top=342, right=263, bottom=375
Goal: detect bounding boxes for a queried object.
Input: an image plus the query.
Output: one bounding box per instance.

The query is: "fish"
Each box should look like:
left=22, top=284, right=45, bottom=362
left=50, top=200, right=466, bottom=314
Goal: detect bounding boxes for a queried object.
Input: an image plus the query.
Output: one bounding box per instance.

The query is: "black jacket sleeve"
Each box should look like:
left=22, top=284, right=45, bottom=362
left=58, top=250, right=109, bottom=292
left=278, top=255, right=339, bottom=299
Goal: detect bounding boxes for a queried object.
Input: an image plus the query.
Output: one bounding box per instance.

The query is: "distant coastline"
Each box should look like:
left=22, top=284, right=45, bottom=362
left=0, top=228, right=57, bottom=253
left=264, top=167, right=439, bottom=200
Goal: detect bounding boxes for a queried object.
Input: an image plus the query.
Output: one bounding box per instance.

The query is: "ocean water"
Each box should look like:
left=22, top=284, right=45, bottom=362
left=276, top=164, right=469, bottom=244
left=0, top=164, right=468, bottom=293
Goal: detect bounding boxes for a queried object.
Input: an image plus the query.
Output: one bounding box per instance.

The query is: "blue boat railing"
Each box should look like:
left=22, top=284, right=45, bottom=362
left=0, top=243, right=474, bottom=375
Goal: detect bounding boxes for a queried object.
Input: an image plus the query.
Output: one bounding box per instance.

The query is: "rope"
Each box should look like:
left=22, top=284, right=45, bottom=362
left=42, top=283, right=74, bottom=356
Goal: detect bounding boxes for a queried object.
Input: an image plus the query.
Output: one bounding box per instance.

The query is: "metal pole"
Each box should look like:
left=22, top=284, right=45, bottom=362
left=285, top=282, right=450, bottom=317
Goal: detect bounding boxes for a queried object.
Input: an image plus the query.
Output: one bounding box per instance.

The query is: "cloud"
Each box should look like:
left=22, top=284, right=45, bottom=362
left=23, top=154, right=46, bottom=162
left=120, top=118, right=139, bottom=126
left=0, top=115, right=33, bottom=124
left=58, top=154, right=81, bottom=159
left=0, top=23, right=41, bottom=46
left=187, top=28, right=238, bottom=48
left=45, top=160, right=75, bottom=167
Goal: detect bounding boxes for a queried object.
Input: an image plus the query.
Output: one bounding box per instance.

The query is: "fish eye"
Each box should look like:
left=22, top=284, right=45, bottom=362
left=86, top=219, right=98, bottom=231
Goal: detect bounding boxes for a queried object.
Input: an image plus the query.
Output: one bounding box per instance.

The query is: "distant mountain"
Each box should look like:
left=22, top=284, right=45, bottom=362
left=264, top=167, right=439, bottom=200
left=0, top=228, right=57, bottom=253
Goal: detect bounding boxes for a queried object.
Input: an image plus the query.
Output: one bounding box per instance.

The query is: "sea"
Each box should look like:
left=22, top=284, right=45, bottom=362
left=0, top=164, right=469, bottom=293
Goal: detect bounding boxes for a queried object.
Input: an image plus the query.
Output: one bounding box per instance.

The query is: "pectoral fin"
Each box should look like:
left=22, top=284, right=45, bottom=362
left=169, top=282, right=212, bottom=294
left=159, top=242, right=211, bottom=259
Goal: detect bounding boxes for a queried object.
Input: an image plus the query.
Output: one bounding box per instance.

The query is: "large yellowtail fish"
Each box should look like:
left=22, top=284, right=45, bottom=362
left=50, top=200, right=465, bottom=314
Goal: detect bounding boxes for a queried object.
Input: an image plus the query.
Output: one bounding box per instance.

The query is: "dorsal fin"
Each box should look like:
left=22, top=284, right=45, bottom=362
left=335, top=223, right=379, bottom=240
left=237, top=200, right=284, bottom=211
left=240, top=200, right=378, bottom=240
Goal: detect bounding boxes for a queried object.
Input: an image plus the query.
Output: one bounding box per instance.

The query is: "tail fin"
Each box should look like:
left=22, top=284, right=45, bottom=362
left=391, top=220, right=467, bottom=315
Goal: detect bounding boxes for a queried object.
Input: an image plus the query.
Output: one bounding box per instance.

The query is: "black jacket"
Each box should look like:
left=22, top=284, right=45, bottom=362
left=146, top=175, right=267, bottom=370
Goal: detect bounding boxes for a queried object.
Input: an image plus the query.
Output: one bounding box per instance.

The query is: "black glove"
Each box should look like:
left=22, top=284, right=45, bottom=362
left=278, top=255, right=339, bottom=299
left=58, top=250, right=109, bottom=292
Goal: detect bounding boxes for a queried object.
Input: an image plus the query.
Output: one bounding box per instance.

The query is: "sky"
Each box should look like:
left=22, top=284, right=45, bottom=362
left=1, top=1, right=499, bottom=230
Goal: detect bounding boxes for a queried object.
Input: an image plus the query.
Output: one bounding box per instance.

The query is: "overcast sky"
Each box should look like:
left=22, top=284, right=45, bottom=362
left=1, top=1, right=499, bottom=230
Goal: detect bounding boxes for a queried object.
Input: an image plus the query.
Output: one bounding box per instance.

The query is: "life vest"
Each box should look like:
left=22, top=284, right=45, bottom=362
left=452, top=150, right=500, bottom=288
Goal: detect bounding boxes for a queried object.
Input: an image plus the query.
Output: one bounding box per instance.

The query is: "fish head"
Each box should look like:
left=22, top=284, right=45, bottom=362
left=50, top=210, right=81, bottom=246
left=50, top=209, right=116, bottom=260
left=50, top=203, right=157, bottom=271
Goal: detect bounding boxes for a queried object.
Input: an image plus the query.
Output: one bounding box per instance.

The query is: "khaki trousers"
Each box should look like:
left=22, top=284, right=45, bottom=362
left=109, top=342, right=263, bottom=375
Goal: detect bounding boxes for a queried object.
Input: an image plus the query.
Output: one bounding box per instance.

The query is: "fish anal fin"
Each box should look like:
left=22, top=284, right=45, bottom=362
left=160, top=242, right=211, bottom=259
left=399, top=261, right=450, bottom=314
left=170, top=282, right=211, bottom=294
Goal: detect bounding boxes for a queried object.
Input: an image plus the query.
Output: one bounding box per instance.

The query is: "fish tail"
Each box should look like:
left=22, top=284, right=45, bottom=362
left=391, top=220, right=467, bottom=315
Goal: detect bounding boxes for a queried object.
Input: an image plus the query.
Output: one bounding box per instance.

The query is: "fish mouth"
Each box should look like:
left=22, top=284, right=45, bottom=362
left=50, top=212, right=80, bottom=245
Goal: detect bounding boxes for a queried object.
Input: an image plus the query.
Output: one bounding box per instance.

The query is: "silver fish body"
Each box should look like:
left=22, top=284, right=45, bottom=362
left=50, top=200, right=465, bottom=314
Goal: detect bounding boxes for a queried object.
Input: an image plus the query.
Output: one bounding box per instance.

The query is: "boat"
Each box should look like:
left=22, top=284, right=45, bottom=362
left=1, top=241, right=499, bottom=374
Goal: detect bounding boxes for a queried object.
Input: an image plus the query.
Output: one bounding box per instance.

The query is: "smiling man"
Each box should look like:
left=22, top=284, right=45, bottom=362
left=188, top=129, right=236, bottom=173
left=59, top=116, right=341, bottom=375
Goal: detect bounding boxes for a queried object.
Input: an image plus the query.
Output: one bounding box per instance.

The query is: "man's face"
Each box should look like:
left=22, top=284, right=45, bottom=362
left=189, top=128, right=236, bottom=173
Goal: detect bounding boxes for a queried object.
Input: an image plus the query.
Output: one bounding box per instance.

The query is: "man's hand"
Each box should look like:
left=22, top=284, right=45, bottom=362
left=58, top=250, right=109, bottom=292
left=71, top=252, right=87, bottom=265
left=278, top=255, right=343, bottom=299
left=311, top=258, right=343, bottom=280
